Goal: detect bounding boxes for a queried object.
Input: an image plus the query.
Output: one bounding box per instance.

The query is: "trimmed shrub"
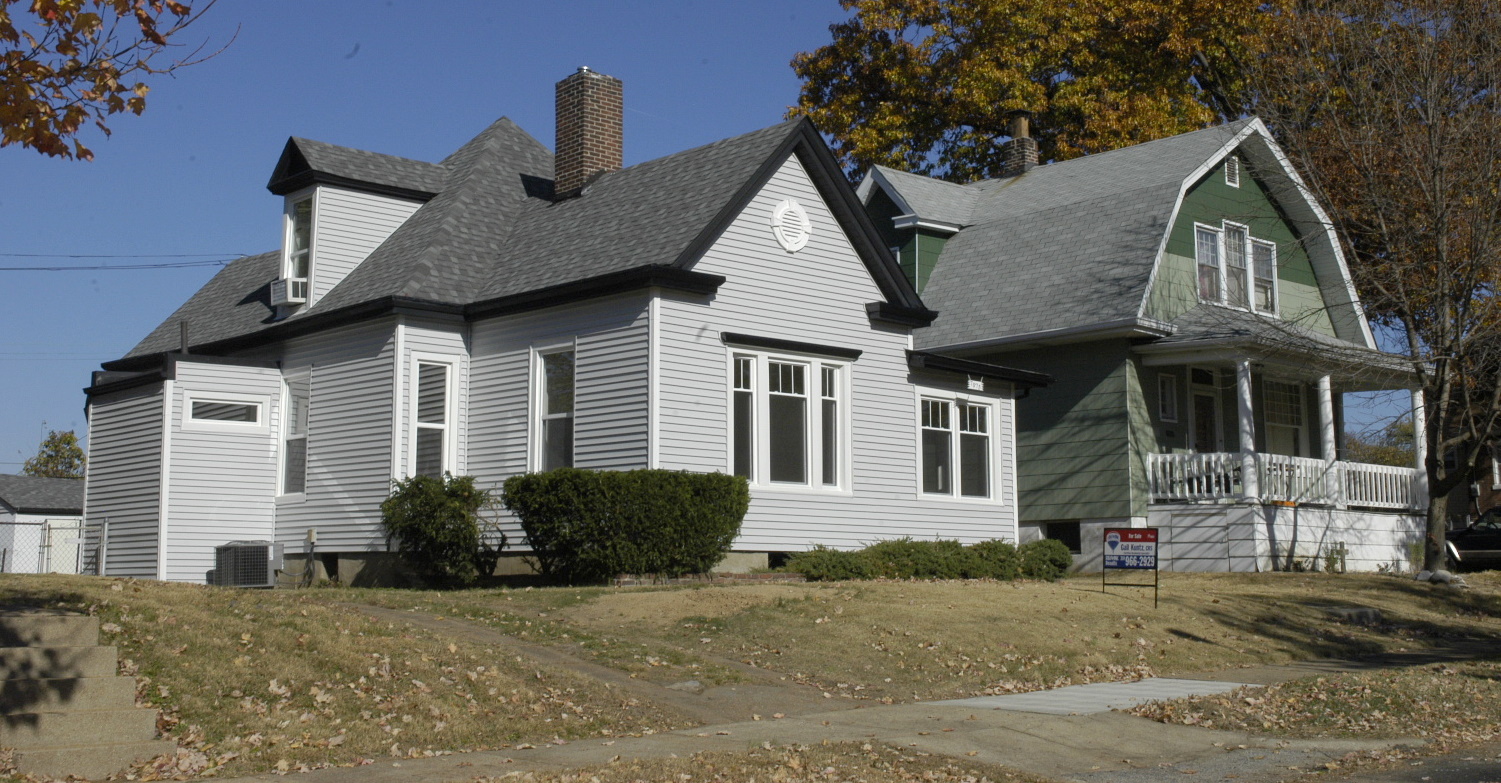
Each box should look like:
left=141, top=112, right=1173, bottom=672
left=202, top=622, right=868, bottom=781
left=501, top=468, right=748, bottom=584
left=968, top=539, right=1021, bottom=580
left=863, top=538, right=981, bottom=579
left=785, top=546, right=873, bottom=581
left=381, top=474, right=504, bottom=588
left=1018, top=538, right=1074, bottom=581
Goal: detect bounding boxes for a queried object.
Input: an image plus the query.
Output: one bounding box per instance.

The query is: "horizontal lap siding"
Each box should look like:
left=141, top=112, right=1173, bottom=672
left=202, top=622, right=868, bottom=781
left=85, top=385, right=164, bottom=577
left=659, top=153, right=1018, bottom=551
left=166, top=362, right=282, bottom=582
left=274, top=320, right=396, bottom=550
left=311, top=187, right=422, bottom=306
left=468, top=295, right=651, bottom=545
left=991, top=343, right=1133, bottom=522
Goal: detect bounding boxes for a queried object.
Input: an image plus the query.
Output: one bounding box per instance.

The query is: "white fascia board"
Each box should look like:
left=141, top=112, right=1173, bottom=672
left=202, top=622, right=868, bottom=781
left=924, top=317, right=1176, bottom=355
left=891, top=214, right=962, bottom=234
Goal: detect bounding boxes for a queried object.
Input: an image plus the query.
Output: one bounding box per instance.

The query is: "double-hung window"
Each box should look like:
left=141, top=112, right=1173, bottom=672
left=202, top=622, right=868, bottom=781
left=283, top=376, right=309, bottom=494
left=920, top=396, right=995, bottom=499
left=1196, top=221, right=1278, bottom=316
left=730, top=352, right=846, bottom=490
left=284, top=196, right=313, bottom=302
left=537, top=349, right=575, bottom=471
left=413, top=361, right=451, bottom=477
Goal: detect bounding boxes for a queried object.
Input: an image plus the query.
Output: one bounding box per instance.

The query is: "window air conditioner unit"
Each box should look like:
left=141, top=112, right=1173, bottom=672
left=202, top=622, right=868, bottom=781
left=270, top=278, right=307, bottom=306
left=211, top=541, right=284, bottom=588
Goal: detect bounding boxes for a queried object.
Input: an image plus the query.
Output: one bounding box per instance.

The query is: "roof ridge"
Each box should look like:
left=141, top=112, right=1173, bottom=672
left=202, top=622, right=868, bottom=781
left=967, top=118, right=1258, bottom=188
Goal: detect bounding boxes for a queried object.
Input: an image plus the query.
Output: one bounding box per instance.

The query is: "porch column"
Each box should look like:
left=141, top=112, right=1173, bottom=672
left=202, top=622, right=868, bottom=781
left=1412, top=389, right=1429, bottom=507
left=1317, top=375, right=1342, bottom=507
left=1236, top=358, right=1259, bottom=503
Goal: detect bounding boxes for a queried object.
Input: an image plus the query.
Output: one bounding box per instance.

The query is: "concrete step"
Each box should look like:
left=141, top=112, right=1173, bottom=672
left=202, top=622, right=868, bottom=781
left=0, top=612, right=99, bottom=647
left=11, top=738, right=178, bottom=779
left=0, top=707, right=158, bottom=748
left=0, top=645, right=118, bottom=679
left=0, top=676, right=138, bottom=714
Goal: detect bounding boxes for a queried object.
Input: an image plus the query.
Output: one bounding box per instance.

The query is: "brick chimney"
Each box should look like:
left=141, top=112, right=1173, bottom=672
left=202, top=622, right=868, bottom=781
left=1000, top=113, right=1038, bottom=178
left=554, top=66, right=624, bottom=196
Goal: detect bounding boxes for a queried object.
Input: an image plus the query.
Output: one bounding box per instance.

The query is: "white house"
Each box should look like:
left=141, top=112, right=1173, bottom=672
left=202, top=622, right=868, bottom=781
left=0, top=474, right=85, bottom=574
left=82, top=69, right=1047, bottom=584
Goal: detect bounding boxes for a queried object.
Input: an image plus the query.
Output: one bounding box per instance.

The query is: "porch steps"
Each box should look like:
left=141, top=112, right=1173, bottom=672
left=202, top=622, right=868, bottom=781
left=0, top=609, right=175, bottom=779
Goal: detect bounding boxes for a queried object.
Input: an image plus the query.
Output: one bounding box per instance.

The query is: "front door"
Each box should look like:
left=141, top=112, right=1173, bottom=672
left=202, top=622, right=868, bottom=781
left=1192, top=393, right=1221, bottom=453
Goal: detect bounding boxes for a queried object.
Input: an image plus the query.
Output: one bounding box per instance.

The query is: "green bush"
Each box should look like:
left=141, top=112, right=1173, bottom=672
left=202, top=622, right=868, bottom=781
left=785, top=546, right=873, bottom=581
left=968, top=539, right=1021, bottom=580
left=1018, top=538, right=1074, bottom=581
left=863, top=538, right=982, bottom=579
left=501, top=468, right=748, bottom=584
left=380, top=474, right=504, bottom=588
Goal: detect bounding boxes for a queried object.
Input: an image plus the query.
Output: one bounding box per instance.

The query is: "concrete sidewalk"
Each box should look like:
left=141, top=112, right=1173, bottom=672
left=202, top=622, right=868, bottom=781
left=214, top=670, right=1419, bottom=783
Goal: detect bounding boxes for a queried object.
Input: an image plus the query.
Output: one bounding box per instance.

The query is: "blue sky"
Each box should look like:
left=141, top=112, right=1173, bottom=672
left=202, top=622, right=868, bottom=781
left=0, top=0, right=846, bottom=468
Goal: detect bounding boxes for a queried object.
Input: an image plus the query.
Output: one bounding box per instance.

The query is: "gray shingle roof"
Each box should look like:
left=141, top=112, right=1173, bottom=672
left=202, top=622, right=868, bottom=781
left=871, top=166, right=977, bottom=225
left=895, top=120, right=1256, bottom=349
left=119, top=117, right=825, bottom=362
left=0, top=475, right=83, bottom=515
left=1142, top=305, right=1410, bottom=376
left=270, top=137, right=447, bottom=196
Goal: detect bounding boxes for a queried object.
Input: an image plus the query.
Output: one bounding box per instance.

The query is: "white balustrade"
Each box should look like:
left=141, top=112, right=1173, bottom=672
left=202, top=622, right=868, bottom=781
left=1148, top=453, right=1421, bottom=510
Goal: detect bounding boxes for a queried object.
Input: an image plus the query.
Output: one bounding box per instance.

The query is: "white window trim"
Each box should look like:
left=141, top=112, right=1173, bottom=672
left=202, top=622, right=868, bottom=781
left=278, top=372, right=310, bottom=500
left=1158, top=373, right=1179, bottom=423
left=530, top=342, right=577, bottom=472
left=282, top=188, right=317, bottom=303
left=182, top=390, right=270, bottom=434
left=1195, top=220, right=1279, bottom=317
left=408, top=352, right=460, bottom=478
left=913, top=387, right=1004, bottom=504
left=726, top=349, right=852, bottom=496
left=1490, top=445, right=1501, bottom=491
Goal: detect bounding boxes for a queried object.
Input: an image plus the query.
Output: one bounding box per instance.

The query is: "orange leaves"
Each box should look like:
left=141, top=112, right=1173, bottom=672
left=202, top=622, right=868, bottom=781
left=0, top=0, right=209, bottom=159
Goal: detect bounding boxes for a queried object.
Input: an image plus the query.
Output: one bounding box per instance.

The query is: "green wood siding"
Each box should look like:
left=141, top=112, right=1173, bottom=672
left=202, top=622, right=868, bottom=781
left=1147, top=156, right=1336, bottom=336
left=986, top=341, right=1138, bottom=521
left=864, top=188, right=946, bottom=292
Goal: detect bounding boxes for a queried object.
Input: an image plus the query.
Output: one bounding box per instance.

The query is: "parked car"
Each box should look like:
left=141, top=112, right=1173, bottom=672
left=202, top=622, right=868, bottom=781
left=1446, top=508, right=1501, bottom=571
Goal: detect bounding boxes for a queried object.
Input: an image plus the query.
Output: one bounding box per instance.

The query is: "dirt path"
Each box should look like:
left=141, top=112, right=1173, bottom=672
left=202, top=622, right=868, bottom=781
left=346, top=603, right=857, bottom=726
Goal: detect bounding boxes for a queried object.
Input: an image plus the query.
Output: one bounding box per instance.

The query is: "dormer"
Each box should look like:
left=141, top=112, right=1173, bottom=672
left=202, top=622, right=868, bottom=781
left=855, top=167, right=970, bottom=293
left=266, top=138, right=446, bottom=310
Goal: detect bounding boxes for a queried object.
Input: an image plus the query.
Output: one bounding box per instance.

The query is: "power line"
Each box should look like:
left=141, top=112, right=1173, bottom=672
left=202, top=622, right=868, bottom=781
left=0, top=259, right=238, bottom=271
left=0, top=252, right=248, bottom=258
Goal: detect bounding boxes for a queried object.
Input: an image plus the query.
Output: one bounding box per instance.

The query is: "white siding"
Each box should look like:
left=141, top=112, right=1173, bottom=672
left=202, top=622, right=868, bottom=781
left=657, top=152, right=1020, bottom=550
left=468, top=294, right=651, bottom=543
left=310, top=186, right=422, bottom=306
left=272, top=320, right=397, bottom=550
left=84, top=384, right=164, bottom=577
left=164, top=361, right=282, bottom=582
left=395, top=319, right=469, bottom=478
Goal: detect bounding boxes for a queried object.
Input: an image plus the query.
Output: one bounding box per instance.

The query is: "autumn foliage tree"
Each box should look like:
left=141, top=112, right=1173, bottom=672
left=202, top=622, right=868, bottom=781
left=1, top=0, right=219, bottom=160
left=789, top=0, right=1269, bottom=181
left=1238, top=0, right=1501, bottom=570
left=22, top=429, right=85, bottom=479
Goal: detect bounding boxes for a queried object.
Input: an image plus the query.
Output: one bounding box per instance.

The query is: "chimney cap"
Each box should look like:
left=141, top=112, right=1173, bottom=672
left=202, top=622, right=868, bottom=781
left=577, top=65, right=592, bottom=73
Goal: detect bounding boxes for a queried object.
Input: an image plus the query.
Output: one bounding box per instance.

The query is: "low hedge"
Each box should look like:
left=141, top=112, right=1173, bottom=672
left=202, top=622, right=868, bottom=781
left=380, top=474, right=504, bottom=588
left=501, top=468, right=748, bottom=584
left=787, top=536, right=1070, bottom=582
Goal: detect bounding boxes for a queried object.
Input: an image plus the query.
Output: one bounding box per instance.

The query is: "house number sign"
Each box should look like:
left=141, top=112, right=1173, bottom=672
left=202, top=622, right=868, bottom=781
left=771, top=199, right=811, bottom=252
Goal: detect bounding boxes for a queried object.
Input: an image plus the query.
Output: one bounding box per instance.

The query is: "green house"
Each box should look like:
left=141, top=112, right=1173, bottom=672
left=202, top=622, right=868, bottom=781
left=859, top=118, right=1425, bottom=572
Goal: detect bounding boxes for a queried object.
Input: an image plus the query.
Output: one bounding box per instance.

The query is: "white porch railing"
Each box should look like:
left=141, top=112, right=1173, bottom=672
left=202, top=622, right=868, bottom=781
left=1148, top=453, right=1421, bottom=510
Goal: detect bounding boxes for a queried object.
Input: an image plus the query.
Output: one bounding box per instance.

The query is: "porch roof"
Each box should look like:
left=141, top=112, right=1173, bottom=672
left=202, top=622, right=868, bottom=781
left=1134, top=305, right=1413, bottom=389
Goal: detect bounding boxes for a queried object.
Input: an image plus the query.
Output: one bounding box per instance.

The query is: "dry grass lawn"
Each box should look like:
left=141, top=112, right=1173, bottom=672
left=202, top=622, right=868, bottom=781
left=326, top=572, right=1501, bottom=703
left=0, top=575, right=685, bottom=779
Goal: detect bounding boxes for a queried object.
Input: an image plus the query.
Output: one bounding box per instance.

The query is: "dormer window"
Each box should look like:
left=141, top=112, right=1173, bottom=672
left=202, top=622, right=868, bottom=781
left=284, top=196, right=313, bottom=303
left=1196, top=220, right=1278, bottom=316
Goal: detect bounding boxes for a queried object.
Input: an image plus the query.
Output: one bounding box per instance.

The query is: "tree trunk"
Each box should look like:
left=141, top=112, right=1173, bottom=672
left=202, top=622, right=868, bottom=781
left=1425, top=490, right=1450, bottom=572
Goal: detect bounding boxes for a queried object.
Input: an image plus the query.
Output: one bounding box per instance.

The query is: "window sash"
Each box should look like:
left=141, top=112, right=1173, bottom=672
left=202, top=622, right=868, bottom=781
left=190, top=400, right=259, bottom=423
left=921, top=398, right=993, bottom=499
left=1252, top=240, right=1277, bottom=313
left=414, top=362, right=449, bottom=477
left=731, top=353, right=845, bottom=489
left=1196, top=227, right=1221, bottom=302
left=1158, top=374, right=1179, bottom=422
left=1225, top=224, right=1249, bottom=308
left=283, top=377, right=309, bottom=494
left=538, top=350, right=575, bottom=471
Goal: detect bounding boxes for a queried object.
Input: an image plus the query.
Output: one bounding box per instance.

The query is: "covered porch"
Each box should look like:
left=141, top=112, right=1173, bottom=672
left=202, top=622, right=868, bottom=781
left=1136, top=321, right=1425, bottom=513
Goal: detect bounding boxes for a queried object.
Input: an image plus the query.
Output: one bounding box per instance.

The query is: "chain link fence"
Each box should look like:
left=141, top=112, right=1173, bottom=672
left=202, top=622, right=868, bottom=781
left=0, top=520, right=83, bottom=574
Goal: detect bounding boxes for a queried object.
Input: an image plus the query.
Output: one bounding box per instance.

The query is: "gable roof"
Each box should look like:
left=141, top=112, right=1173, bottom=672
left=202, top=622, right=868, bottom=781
left=863, top=118, right=1375, bottom=353
left=0, top=475, right=84, bottom=515
left=268, top=137, right=447, bottom=200
left=110, top=117, right=927, bottom=369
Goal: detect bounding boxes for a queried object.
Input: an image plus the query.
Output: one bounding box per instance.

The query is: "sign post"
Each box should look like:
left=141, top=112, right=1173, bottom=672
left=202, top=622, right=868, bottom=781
left=1102, top=527, right=1159, bottom=608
